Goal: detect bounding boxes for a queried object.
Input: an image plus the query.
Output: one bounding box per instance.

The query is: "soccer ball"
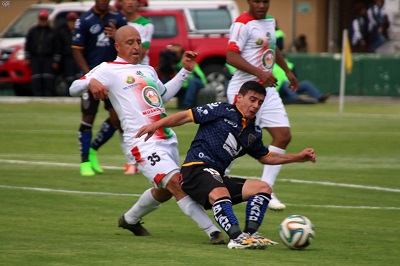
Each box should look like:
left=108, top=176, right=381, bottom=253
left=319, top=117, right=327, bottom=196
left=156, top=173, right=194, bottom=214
left=279, top=215, right=315, bottom=250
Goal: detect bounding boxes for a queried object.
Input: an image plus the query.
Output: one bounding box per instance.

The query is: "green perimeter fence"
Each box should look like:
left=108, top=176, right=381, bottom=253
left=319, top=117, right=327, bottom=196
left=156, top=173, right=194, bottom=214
left=287, top=53, right=400, bottom=97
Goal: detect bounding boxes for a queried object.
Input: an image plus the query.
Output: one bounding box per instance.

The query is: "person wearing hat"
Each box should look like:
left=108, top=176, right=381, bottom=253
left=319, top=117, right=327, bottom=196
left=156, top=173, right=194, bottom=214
left=55, top=12, right=80, bottom=94
left=25, top=9, right=60, bottom=96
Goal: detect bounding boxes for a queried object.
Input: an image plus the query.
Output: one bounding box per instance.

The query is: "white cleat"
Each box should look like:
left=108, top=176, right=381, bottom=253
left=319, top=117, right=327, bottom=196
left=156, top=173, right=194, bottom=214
left=268, top=193, right=286, bottom=211
left=227, top=232, right=258, bottom=249
left=251, top=232, right=279, bottom=249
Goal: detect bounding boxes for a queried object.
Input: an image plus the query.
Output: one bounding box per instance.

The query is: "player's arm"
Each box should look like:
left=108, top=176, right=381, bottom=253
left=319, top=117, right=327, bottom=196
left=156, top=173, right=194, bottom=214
left=136, top=110, right=193, bottom=141
left=160, top=51, right=198, bottom=102
left=275, top=47, right=298, bottom=91
left=72, top=48, right=90, bottom=74
left=259, top=148, right=316, bottom=165
left=226, top=50, right=277, bottom=87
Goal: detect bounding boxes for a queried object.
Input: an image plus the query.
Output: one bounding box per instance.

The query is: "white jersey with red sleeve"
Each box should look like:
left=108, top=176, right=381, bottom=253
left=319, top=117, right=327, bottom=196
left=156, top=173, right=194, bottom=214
left=226, top=12, right=276, bottom=98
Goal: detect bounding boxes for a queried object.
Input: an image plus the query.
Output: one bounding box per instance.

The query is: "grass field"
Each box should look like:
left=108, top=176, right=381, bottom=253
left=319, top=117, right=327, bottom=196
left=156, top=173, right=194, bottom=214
left=0, top=97, right=399, bottom=265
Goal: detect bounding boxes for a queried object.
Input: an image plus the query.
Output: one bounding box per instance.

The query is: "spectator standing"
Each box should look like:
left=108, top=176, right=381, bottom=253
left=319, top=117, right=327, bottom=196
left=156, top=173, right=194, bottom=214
left=70, top=25, right=224, bottom=245
left=71, top=0, right=127, bottom=176
left=349, top=2, right=368, bottom=53
left=367, top=0, right=388, bottom=52
left=226, top=0, right=298, bottom=211
left=56, top=12, right=81, bottom=94
left=25, top=9, right=60, bottom=96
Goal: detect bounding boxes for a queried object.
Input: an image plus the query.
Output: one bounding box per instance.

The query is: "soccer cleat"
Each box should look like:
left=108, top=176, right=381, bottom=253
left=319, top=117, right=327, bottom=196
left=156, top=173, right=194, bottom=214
left=89, top=148, right=104, bottom=174
left=80, top=162, right=95, bottom=176
left=124, top=163, right=139, bottom=175
left=210, top=231, right=225, bottom=245
left=227, top=232, right=258, bottom=249
left=118, top=215, right=151, bottom=236
left=268, top=193, right=286, bottom=211
left=251, top=231, right=279, bottom=248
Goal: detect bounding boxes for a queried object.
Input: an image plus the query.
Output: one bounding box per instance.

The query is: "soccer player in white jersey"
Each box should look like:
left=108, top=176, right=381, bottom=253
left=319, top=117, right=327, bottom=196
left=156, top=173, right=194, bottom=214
left=226, top=0, right=298, bottom=211
left=70, top=25, right=224, bottom=244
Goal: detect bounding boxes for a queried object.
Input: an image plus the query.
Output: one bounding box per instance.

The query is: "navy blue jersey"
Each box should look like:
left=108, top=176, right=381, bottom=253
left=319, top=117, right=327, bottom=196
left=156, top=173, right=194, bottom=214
left=184, top=102, right=269, bottom=174
left=72, top=8, right=126, bottom=69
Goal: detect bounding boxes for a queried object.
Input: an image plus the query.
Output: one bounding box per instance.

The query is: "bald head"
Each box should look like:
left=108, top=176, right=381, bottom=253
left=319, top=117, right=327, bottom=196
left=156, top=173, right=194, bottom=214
left=115, top=25, right=139, bottom=44
left=114, top=25, right=142, bottom=64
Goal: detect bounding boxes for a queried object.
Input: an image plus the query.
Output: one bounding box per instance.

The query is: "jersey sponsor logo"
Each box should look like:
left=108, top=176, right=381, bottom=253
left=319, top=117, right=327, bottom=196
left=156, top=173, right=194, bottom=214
left=126, top=76, right=135, bottom=84
left=223, top=132, right=242, bottom=158
left=96, top=32, right=111, bottom=47
left=224, top=118, right=238, bottom=128
left=142, top=86, right=162, bottom=108
left=89, top=24, right=102, bottom=34
left=261, top=49, right=275, bottom=70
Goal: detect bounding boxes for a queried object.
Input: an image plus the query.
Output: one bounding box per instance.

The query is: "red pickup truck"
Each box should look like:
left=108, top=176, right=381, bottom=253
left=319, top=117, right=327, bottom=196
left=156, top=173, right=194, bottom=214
left=0, top=0, right=239, bottom=96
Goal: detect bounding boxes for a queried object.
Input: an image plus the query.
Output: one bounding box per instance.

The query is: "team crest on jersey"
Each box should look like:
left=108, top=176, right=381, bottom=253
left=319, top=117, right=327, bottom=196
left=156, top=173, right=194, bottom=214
left=143, top=86, right=162, bottom=107
left=266, top=32, right=272, bottom=40
left=126, top=76, right=135, bottom=84
left=255, top=38, right=264, bottom=45
left=248, top=134, right=256, bottom=146
left=261, top=49, right=275, bottom=70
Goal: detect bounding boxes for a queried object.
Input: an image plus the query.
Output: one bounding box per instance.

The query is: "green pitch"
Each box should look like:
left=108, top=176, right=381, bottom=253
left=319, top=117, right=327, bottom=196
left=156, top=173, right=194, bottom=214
left=0, top=98, right=399, bottom=265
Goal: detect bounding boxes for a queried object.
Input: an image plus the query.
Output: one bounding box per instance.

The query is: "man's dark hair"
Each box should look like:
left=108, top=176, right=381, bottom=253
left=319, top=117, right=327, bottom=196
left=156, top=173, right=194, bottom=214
left=238, top=81, right=266, bottom=96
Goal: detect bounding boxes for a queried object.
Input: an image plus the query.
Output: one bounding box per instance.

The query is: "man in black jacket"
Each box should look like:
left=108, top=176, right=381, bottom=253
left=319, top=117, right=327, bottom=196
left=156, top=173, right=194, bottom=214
left=25, top=9, right=60, bottom=96
left=56, top=12, right=81, bottom=94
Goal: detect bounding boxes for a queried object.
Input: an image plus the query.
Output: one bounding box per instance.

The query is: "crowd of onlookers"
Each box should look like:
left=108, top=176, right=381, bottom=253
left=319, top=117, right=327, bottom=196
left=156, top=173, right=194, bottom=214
left=348, top=0, right=390, bottom=53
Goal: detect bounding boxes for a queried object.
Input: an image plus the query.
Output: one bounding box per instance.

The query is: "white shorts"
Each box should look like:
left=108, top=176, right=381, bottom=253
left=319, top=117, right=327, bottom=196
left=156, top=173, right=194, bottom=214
left=133, top=136, right=180, bottom=189
left=227, top=86, right=290, bottom=129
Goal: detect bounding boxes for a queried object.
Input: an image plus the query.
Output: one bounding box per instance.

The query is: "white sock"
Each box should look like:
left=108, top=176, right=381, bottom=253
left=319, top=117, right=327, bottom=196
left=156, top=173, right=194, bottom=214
left=261, top=145, right=286, bottom=187
left=177, top=195, right=220, bottom=238
left=124, top=188, right=161, bottom=224
left=119, top=131, right=135, bottom=164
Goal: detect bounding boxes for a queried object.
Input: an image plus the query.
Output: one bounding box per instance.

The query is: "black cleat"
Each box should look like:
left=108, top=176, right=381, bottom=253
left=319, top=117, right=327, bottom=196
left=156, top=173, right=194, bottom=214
left=210, top=231, right=225, bottom=245
left=118, top=215, right=151, bottom=236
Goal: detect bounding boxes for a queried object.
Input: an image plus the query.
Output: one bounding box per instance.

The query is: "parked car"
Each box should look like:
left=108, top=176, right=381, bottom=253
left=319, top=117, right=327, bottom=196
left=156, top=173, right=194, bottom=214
left=0, top=0, right=239, bottom=96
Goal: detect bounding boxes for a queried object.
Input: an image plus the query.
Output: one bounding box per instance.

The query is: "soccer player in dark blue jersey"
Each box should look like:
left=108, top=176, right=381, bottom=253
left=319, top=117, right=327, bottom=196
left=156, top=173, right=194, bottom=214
left=136, top=80, right=316, bottom=249
left=72, top=0, right=127, bottom=176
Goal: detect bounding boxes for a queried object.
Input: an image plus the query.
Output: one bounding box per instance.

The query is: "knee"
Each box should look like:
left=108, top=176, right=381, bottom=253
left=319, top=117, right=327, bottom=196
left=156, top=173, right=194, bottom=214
left=259, top=181, right=272, bottom=194
left=152, top=188, right=173, bottom=202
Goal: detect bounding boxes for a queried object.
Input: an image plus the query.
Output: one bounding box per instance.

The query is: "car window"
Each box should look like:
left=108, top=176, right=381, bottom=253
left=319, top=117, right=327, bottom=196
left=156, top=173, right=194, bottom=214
left=189, top=9, right=232, bottom=30
left=3, top=8, right=52, bottom=38
left=146, top=15, right=177, bottom=39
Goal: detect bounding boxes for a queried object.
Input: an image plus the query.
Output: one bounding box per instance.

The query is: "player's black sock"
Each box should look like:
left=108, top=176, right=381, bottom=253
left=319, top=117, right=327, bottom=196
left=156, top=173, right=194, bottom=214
left=79, top=122, right=92, bottom=162
left=91, top=118, right=116, bottom=150
left=244, top=193, right=271, bottom=234
left=212, top=197, right=241, bottom=239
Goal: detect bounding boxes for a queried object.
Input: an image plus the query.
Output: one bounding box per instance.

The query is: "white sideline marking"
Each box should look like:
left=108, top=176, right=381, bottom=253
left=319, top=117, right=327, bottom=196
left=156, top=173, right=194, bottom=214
left=1, top=159, right=399, bottom=210
left=0, top=185, right=399, bottom=210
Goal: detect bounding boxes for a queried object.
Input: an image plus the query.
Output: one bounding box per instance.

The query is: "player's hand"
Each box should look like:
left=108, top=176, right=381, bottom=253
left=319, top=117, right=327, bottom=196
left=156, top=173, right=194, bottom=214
left=298, top=148, right=316, bottom=163
left=89, top=78, right=109, bottom=100
left=258, top=71, right=278, bottom=87
left=136, top=124, right=158, bottom=142
left=104, top=23, right=116, bottom=39
left=182, top=51, right=198, bottom=72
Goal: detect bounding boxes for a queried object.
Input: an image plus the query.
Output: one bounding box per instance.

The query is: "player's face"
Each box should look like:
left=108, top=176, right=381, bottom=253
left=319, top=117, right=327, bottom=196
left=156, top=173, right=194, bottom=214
left=247, top=0, right=269, bottom=19
left=116, top=30, right=142, bottom=64
left=236, top=90, right=265, bottom=119
left=122, top=0, right=139, bottom=14
left=95, top=0, right=111, bottom=13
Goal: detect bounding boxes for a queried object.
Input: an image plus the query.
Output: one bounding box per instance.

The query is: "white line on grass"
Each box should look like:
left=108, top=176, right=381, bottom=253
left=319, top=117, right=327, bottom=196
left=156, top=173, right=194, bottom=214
left=1, top=159, right=399, bottom=210
left=0, top=185, right=399, bottom=210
